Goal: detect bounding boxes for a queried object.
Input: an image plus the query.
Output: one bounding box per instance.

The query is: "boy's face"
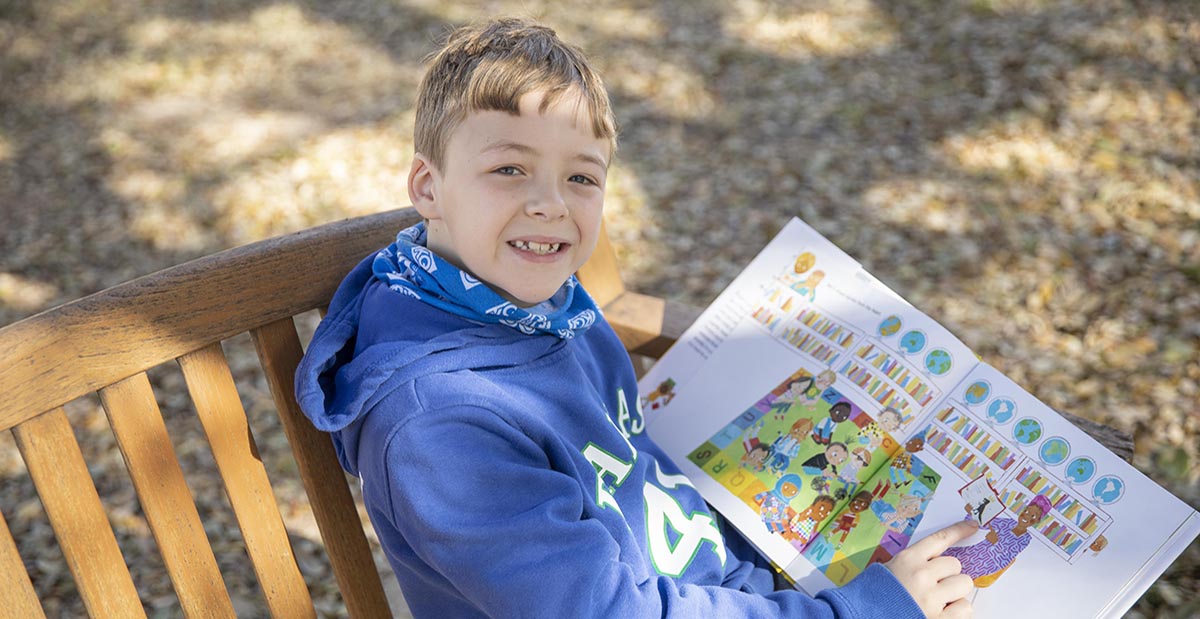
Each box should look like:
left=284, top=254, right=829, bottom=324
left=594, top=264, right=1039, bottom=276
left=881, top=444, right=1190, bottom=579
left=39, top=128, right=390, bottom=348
left=410, top=89, right=610, bottom=306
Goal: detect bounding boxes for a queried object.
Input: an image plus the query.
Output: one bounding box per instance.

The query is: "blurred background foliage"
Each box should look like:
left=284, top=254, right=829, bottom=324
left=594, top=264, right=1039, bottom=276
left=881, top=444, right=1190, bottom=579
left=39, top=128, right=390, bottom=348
left=1, top=1, right=1196, bottom=616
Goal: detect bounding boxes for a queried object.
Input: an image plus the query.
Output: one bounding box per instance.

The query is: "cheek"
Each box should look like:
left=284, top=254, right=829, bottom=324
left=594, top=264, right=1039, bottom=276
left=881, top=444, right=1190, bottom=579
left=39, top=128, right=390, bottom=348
left=579, top=210, right=603, bottom=242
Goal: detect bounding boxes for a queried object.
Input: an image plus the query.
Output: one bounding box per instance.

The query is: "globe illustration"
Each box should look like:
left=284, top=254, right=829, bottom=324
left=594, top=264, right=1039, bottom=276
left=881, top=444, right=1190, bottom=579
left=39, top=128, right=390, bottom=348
left=1012, top=418, right=1043, bottom=445
left=925, top=349, right=952, bottom=375
left=1065, top=457, right=1097, bottom=485
left=1039, top=437, right=1070, bottom=465
left=964, top=381, right=990, bottom=405
left=879, top=315, right=902, bottom=337
left=900, top=330, right=927, bottom=353
left=986, top=397, right=1016, bottom=424
left=1092, top=475, right=1125, bottom=505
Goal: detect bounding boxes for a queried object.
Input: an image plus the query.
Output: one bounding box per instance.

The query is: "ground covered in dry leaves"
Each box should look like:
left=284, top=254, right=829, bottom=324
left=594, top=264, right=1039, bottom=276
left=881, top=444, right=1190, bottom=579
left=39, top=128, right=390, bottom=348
left=1, top=1, right=1197, bottom=617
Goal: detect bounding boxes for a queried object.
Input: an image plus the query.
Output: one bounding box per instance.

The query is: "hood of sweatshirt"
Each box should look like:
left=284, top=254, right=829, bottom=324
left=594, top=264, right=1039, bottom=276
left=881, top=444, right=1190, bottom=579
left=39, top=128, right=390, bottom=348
left=294, top=256, right=565, bottom=475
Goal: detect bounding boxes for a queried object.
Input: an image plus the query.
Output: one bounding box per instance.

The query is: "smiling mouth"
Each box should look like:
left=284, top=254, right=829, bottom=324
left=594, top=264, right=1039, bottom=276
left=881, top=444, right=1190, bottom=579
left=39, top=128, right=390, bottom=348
left=509, top=240, right=565, bottom=255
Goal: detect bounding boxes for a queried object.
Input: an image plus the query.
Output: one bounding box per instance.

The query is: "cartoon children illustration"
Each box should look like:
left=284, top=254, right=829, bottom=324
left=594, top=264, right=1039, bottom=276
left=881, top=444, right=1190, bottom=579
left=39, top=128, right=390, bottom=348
left=787, top=494, right=836, bottom=551
left=828, top=491, right=873, bottom=547
left=889, top=430, right=926, bottom=486
left=771, top=417, right=814, bottom=461
left=742, top=442, right=773, bottom=472
left=835, top=447, right=873, bottom=498
left=855, top=423, right=883, bottom=450
left=881, top=493, right=929, bottom=534
left=739, top=419, right=772, bottom=472
left=768, top=376, right=814, bottom=420
left=943, top=494, right=1052, bottom=587
left=798, top=370, right=837, bottom=408
left=765, top=447, right=793, bottom=478
left=878, top=407, right=903, bottom=433
left=801, top=442, right=849, bottom=478
left=855, top=407, right=901, bottom=450
left=812, top=400, right=851, bottom=445
left=754, top=474, right=803, bottom=535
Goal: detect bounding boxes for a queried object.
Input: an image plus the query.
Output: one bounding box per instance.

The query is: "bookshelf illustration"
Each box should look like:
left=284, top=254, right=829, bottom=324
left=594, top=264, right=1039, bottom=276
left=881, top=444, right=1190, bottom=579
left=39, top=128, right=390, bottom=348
left=923, top=401, right=1112, bottom=563
left=750, top=290, right=862, bottom=368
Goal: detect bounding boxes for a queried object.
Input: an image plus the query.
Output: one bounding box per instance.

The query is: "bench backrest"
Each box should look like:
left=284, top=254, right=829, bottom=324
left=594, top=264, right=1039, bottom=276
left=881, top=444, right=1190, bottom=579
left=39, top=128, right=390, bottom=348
left=0, top=209, right=436, bottom=617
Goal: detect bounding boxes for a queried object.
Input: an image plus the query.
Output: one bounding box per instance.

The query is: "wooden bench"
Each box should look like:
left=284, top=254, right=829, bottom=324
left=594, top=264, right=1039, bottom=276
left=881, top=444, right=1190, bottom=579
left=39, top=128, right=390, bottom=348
left=0, top=207, right=1132, bottom=617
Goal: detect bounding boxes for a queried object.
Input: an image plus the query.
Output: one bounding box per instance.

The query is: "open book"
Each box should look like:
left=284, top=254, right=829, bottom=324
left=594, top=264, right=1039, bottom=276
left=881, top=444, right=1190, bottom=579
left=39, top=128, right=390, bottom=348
left=638, top=218, right=1200, bottom=618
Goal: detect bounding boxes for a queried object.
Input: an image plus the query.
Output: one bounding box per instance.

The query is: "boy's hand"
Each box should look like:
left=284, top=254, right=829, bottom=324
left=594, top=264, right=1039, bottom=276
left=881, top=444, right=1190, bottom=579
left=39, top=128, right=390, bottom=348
left=884, top=520, right=976, bottom=618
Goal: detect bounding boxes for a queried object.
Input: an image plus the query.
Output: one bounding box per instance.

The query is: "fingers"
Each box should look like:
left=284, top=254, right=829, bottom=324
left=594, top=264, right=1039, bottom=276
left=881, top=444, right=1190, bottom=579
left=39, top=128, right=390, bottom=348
left=940, top=596, right=974, bottom=619
left=926, top=555, right=963, bottom=577
left=909, top=520, right=979, bottom=559
left=938, top=573, right=974, bottom=601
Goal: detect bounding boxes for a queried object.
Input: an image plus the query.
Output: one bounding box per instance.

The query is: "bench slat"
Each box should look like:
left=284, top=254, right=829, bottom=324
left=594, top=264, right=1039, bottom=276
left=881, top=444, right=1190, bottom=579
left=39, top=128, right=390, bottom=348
left=99, top=372, right=236, bottom=618
left=575, top=221, right=626, bottom=307
left=178, top=343, right=316, bottom=618
left=12, top=408, right=145, bottom=618
left=0, top=507, right=46, bottom=619
left=252, top=318, right=392, bottom=618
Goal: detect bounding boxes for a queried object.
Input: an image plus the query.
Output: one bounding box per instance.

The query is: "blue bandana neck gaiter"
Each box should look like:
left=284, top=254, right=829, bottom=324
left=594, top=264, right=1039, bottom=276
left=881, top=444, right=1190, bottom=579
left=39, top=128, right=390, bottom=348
left=371, top=222, right=600, bottom=339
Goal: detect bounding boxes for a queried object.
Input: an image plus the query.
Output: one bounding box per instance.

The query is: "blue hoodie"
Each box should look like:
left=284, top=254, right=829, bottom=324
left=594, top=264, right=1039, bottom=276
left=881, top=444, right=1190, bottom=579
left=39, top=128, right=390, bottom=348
left=295, top=255, right=923, bottom=618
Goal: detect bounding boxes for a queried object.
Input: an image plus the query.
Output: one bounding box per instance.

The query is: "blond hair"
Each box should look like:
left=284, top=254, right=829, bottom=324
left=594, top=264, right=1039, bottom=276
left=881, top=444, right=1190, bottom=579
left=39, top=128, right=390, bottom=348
left=414, top=18, right=618, bottom=171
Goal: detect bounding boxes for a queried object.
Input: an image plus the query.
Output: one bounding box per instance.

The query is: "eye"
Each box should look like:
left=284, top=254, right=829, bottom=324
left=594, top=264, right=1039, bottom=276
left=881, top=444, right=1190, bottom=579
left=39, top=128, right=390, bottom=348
left=569, top=174, right=598, bottom=186
left=493, top=166, right=521, bottom=176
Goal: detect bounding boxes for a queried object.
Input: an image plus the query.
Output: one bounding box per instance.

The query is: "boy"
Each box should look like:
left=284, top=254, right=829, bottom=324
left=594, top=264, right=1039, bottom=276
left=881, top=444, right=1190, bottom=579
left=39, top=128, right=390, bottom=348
left=295, top=17, right=974, bottom=619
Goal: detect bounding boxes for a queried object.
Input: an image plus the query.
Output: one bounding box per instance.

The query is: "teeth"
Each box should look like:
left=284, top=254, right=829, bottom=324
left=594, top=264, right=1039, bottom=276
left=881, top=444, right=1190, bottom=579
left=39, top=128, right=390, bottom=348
left=511, top=240, right=561, bottom=255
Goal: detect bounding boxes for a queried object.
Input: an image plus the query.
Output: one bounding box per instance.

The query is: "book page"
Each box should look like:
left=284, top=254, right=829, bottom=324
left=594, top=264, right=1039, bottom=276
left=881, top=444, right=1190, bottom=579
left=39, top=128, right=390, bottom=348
left=639, top=217, right=1199, bottom=617
left=641, top=218, right=981, bottom=587
left=870, top=364, right=1200, bottom=618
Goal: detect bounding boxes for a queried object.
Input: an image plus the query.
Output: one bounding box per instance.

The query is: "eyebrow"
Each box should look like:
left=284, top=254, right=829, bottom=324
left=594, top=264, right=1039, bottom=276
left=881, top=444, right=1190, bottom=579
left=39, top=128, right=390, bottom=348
left=482, top=140, right=609, bottom=170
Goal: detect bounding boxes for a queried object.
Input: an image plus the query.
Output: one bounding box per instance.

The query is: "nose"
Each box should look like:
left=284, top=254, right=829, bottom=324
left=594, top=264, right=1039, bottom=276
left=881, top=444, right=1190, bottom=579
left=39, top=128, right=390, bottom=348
left=525, top=178, right=568, bottom=220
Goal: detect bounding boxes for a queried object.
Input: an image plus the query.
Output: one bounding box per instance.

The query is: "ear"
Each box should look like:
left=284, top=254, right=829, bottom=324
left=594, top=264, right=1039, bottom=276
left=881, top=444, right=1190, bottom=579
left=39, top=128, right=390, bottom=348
left=408, top=153, right=440, bottom=219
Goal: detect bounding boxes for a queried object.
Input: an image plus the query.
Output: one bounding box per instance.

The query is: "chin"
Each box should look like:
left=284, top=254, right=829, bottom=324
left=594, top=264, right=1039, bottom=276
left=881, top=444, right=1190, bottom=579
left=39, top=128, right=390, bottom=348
left=504, top=285, right=560, bottom=308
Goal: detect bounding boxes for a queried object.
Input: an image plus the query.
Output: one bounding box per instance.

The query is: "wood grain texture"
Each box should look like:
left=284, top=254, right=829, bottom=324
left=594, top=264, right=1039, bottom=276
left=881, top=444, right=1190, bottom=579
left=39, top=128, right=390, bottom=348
left=1059, top=410, right=1134, bottom=462
left=0, top=208, right=422, bottom=433
left=0, top=507, right=45, bottom=619
left=603, top=292, right=704, bottom=358
left=178, top=343, right=316, bottom=619
left=12, top=408, right=146, bottom=618
left=251, top=319, right=392, bottom=618
left=99, top=372, right=236, bottom=619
